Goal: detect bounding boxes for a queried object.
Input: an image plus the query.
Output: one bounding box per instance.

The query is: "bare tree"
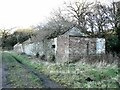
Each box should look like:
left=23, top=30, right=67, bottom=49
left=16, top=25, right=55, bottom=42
left=47, top=8, right=74, bottom=37
left=111, top=1, right=120, bottom=29
left=64, top=0, right=93, bottom=34
left=0, top=28, right=14, bottom=49
left=35, top=8, right=74, bottom=42
left=86, top=2, right=113, bottom=37
left=34, top=1, right=119, bottom=39
left=63, top=0, right=120, bottom=37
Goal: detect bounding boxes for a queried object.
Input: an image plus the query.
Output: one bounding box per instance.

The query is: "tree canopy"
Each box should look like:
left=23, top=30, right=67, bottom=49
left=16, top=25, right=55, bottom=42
left=0, top=28, right=35, bottom=50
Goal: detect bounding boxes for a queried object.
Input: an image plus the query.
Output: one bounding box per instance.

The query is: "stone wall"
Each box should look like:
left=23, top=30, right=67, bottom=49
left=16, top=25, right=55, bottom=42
left=69, top=36, right=96, bottom=61
left=55, top=35, right=105, bottom=63
left=31, top=42, right=44, bottom=56
left=24, top=43, right=36, bottom=56
left=56, top=35, right=69, bottom=63
left=14, top=43, right=24, bottom=53
left=42, top=39, right=55, bottom=61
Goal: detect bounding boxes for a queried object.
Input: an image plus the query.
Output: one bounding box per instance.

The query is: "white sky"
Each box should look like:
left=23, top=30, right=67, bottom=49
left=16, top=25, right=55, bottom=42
left=0, top=0, right=119, bottom=29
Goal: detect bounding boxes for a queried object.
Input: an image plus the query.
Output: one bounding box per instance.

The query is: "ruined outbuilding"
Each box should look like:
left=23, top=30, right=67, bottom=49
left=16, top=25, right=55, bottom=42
left=14, top=27, right=105, bottom=63
left=55, top=27, right=105, bottom=63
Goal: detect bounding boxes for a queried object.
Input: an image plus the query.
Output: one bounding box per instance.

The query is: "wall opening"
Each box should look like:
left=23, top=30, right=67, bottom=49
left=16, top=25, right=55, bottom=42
left=52, top=45, right=55, bottom=48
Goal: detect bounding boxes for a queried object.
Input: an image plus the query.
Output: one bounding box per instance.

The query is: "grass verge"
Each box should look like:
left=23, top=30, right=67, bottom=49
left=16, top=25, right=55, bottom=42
left=10, top=52, right=120, bottom=88
left=3, top=52, right=43, bottom=88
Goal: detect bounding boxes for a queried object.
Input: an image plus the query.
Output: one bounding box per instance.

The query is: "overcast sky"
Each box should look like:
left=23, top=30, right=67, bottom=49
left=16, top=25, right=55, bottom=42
left=0, top=0, right=119, bottom=29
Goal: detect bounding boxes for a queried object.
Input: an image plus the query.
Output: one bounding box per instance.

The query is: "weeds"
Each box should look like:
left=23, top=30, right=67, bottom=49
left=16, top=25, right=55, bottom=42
left=10, top=52, right=119, bottom=88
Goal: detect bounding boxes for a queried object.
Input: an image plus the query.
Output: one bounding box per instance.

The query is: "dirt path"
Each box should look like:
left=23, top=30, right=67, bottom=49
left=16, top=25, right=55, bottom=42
left=12, top=55, right=64, bottom=88
left=2, top=62, right=11, bottom=88
left=2, top=52, right=64, bottom=88
left=2, top=52, right=11, bottom=88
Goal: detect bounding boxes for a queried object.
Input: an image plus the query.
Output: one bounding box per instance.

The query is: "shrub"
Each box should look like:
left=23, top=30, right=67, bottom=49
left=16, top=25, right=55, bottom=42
left=40, top=54, right=46, bottom=60
left=47, top=54, right=55, bottom=62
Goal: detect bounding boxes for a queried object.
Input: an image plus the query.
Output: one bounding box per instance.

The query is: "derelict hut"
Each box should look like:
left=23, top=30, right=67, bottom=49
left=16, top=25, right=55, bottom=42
left=42, top=29, right=70, bottom=62
left=13, top=27, right=105, bottom=63
left=13, top=36, right=45, bottom=57
left=55, top=27, right=105, bottom=63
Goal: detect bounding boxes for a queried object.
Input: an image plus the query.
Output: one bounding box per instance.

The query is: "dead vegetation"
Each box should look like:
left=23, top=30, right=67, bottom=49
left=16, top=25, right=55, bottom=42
left=68, top=53, right=119, bottom=65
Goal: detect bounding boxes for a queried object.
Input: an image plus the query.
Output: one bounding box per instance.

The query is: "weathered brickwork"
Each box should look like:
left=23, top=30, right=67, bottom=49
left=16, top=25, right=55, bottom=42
left=56, top=35, right=98, bottom=63
left=56, top=35, right=69, bottom=63
left=42, top=39, right=55, bottom=61
left=69, top=36, right=96, bottom=61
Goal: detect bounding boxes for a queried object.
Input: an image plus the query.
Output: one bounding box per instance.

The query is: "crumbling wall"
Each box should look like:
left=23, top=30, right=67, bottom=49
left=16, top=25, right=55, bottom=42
left=56, top=35, right=69, bottom=63
left=42, top=39, right=55, bottom=61
left=69, top=37, right=97, bottom=62
left=69, top=37, right=105, bottom=62
left=14, top=43, right=24, bottom=53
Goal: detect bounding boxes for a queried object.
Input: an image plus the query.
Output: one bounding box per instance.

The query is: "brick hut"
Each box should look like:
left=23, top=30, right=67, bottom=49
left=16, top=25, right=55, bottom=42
left=52, top=27, right=105, bottom=63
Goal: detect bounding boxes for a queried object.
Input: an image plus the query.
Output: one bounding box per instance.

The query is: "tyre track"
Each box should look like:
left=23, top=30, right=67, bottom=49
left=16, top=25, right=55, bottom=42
left=11, top=54, right=64, bottom=88
left=2, top=53, right=12, bottom=88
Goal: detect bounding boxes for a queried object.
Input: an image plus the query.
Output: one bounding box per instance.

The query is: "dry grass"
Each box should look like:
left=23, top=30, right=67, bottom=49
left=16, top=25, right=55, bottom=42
left=74, top=53, right=119, bottom=65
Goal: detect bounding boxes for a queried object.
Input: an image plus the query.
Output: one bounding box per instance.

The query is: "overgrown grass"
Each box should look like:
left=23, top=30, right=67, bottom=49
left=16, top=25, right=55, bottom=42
left=10, top=52, right=120, bottom=88
left=3, top=52, right=43, bottom=88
